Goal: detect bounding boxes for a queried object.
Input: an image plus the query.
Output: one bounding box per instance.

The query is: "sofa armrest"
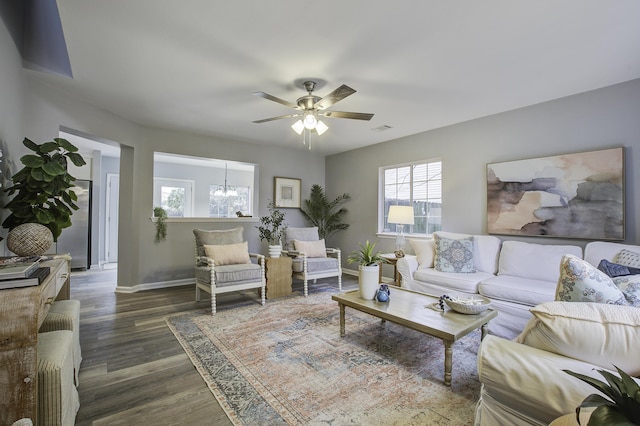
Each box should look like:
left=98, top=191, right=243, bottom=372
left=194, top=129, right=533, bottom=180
left=478, top=335, right=615, bottom=424
left=396, top=255, right=418, bottom=286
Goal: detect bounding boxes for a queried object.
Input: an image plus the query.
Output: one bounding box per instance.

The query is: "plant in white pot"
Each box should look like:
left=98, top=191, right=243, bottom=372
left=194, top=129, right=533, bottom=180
left=256, top=201, right=287, bottom=258
left=2, top=137, right=86, bottom=256
left=347, top=240, right=387, bottom=300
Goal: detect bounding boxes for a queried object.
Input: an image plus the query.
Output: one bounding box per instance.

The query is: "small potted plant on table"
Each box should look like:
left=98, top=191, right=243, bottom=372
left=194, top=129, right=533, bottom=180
left=347, top=240, right=387, bottom=300
left=256, top=201, right=287, bottom=258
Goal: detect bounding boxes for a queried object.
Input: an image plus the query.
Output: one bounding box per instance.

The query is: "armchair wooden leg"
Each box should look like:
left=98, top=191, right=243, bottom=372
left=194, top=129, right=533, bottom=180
left=195, top=285, right=201, bottom=302
left=260, top=284, right=266, bottom=306
left=211, top=286, right=217, bottom=315
left=338, top=274, right=342, bottom=291
left=304, top=278, right=309, bottom=297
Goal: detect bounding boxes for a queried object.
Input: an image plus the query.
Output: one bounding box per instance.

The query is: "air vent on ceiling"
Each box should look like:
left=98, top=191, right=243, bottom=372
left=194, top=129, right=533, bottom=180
left=371, top=125, right=393, bottom=132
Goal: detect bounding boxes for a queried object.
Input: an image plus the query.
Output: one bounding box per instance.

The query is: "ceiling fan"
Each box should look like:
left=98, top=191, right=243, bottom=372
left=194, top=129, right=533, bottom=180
left=252, top=80, right=374, bottom=137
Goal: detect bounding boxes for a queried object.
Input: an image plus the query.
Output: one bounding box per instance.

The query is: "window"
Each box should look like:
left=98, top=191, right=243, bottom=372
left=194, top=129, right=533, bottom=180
left=153, top=153, right=258, bottom=218
left=209, top=185, right=251, bottom=218
left=380, top=160, right=442, bottom=235
left=153, top=178, right=194, bottom=217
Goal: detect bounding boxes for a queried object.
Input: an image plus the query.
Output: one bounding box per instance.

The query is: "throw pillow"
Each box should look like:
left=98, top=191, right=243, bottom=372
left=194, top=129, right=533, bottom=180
left=516, top=301, right=640, bottom=376
left=555, top=254, right=628, bottom=305
left=203, top=241, right=251, bottom=265
left=616, top=249, right=640, bottom=268
left=597, top=259, right=640, bottom=278
left=409, top=238, right=435, bottom=269
left=434, top=234, right=475, bottom=273
left=294, top=239, right=327, bottom=258
left=612, top=275, right=640, bottom=307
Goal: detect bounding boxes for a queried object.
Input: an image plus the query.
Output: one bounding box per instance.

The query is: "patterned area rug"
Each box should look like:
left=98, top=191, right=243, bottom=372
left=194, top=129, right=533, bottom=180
left=165, top=289, right=481, bottom=425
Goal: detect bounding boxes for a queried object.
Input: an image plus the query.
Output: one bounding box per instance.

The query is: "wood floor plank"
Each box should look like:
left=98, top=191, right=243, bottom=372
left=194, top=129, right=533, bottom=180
left=72, top=267, right=356, bottom=425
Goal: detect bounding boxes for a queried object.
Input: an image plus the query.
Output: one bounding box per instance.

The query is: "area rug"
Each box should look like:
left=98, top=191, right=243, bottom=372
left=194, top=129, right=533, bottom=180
left=165, top=289, right=482, bottom=425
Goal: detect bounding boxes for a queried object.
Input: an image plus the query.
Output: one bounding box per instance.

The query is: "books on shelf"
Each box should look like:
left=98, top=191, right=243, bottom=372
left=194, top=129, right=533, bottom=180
left=0, top=267, right=50, bottom=290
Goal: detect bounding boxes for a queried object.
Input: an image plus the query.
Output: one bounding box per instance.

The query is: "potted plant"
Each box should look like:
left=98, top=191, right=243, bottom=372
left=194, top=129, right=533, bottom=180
left=256, top=201, right=287, bottom=258
left=564, top=365, right=640, bottom=425
left=347, top=240, right=387, bottom=299
left=153, top=207, right=168, bottom=243
left=2, top=137, right=86, bottom=256
left=300, top=184, right=350, bottom=240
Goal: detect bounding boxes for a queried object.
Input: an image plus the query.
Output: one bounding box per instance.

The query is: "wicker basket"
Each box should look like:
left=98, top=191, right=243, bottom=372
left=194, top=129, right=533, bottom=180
left=6, top=223, right=54, bottom=256
left=445, top=295, right=491, bottom=315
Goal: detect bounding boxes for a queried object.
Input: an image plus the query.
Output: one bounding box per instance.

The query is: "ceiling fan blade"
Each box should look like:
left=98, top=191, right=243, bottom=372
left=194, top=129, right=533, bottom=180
left=319, top=110, right=374, bottom=121
left=252, top=91, right=299, bottom=109
left=252, top=113, right=301, bottom=124
left=314, top=85, right=356, bottom=110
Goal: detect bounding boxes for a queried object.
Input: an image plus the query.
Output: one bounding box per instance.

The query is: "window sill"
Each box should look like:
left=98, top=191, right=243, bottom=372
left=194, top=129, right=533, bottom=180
left=149, top=217, right=258, bottom=223
left=376, top=232, right=433, bottom=240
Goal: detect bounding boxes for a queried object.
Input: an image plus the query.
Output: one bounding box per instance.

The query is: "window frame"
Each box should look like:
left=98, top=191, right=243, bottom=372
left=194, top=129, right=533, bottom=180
left=377, top=158, right=442, bottom=239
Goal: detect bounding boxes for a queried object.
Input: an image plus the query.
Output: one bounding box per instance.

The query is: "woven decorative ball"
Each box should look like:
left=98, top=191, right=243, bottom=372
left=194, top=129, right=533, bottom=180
left=6, top=223, right=54, bottom=256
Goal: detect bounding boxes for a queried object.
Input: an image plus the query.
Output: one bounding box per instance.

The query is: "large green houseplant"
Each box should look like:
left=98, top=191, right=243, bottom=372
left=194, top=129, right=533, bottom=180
left=2, top=137, right=86, bottom=247
left=300, top=184, right=350, bottom=240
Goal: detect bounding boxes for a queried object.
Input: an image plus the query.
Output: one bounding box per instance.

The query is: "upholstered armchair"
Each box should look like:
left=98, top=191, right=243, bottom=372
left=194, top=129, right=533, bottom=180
left=283, top=226, right=342, bottom=297
left=193, top=227, right=265, bottom=314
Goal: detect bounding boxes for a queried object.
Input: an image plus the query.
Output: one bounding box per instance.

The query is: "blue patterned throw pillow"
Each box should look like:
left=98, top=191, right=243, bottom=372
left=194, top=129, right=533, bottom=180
left=556, top=254, right=629, bottom=305
left=612, top=275, right=640, bottom=307
left=434, top=234, right=475, bottom=273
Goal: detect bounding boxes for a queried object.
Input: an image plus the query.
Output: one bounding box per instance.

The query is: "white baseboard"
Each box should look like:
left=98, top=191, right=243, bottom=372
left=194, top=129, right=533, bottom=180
left=115, top=278, right=194, bottom=293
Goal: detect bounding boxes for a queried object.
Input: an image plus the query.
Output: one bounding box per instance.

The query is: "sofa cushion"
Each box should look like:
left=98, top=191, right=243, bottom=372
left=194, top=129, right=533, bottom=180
left=498, top=241, right=582, bottom=283
left=434, top=231, right=501, bottom=273
left=584, top=241, right=640, bottom=266
left=193, top=227, right=244, bottom=257
left=292, top=257, right=338, bottom=273
left=516, top=301, right=640, bottom=376
left=285, top=227, right=319, bottom=251
left=294, top=239, right=327, bottom=258
left=409, top=238, right=435, bottom=269
left=413, top=268, right=493, bottom=294
left=555, top=254, right=629, bottom=305
left=479, top=275, right=557, bottom=307
left=617, top=248, right=640, bottom=268
left=195, top=263, right=262, bottom=285
left=203, top=242, right=251, bottom=265
left=434, top=234, right=475, bottom=273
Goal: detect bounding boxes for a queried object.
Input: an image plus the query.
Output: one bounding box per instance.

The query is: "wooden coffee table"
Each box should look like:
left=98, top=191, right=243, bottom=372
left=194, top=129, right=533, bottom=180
left=332, top=286, right=497, bottom=386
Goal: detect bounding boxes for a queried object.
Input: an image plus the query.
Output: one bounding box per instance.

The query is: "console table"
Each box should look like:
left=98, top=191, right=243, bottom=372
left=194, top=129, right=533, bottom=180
left=0, top=258, right=70, bottom=425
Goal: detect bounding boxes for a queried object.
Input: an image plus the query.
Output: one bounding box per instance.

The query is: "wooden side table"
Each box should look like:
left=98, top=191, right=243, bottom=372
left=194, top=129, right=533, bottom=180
left=379, top=253, right=401, bottom=286
left=265, top=256, right=293, bottom=298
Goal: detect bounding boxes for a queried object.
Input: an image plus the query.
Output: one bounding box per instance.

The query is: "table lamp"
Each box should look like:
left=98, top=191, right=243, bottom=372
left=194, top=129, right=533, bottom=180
left=388, top=205, right=414, bottom=257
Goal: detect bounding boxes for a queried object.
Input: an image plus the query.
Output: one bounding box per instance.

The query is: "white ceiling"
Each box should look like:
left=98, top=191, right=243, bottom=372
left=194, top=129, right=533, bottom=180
left=38, top=1, right=640, bottom=156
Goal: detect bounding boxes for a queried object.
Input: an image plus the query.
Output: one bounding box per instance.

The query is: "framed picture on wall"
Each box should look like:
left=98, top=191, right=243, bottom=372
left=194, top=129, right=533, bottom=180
left=486, top=147, right=624, bottom=240
left=274, top=177, right=301, bottom=208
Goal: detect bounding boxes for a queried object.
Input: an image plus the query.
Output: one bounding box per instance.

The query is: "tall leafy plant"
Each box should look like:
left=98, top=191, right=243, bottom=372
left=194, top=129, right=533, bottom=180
left=300, top=184, right=350, bottom=240
left=256, top=201, right=287, bottom=245
left=2, top=137, right=86, bottom=241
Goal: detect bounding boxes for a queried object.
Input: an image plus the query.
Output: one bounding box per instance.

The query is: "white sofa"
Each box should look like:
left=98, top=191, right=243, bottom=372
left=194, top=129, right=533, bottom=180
left=397, top=231, right=582, bottom=339
left=475, top=240, right=640, bottom=425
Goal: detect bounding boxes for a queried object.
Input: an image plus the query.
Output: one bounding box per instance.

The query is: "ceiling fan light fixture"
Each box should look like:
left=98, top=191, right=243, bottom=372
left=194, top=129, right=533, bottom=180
left=315, top=120, right=328, bottom=135
left=303, top=113, right=317, bottom=129
left=291, top=120, right=304, bottom=135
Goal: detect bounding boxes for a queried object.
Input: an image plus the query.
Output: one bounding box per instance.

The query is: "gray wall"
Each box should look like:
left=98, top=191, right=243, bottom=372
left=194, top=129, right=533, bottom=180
left=327, top=79, right=640, bottom=274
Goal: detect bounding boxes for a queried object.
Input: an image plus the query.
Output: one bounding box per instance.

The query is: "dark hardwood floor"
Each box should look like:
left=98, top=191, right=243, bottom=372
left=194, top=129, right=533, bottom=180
left=71, top=268, right=357, bottom=425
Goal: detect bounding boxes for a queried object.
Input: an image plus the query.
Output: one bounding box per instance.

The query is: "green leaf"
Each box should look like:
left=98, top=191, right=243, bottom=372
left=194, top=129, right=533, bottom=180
left=589, top=405, right=637, bottom=425
left=30, top=168, right=46, bottom=181
left=22, top=137, right=39, bottom=152
left=67, top=152, right=86, bottom=167
left=55, top=138, right=78, bottom=152
left=21, top=155, right=45, bottom=167
left=38, top=141, right=60, bottom=153
left=42, top=161, right=66, bottom=176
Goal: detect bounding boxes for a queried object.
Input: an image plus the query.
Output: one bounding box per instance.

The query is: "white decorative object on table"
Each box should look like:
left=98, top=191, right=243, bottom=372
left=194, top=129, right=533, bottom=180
left=444, top=295, right=491, bottom=314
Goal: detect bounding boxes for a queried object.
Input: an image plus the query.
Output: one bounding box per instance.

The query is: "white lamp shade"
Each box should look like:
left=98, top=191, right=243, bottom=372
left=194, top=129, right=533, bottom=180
left=315, top=120, right=328, bottom=135
left=291, top=120, right=304, bottom=135
left=388, top=205, right=414, bottom=225
left=303, top=113, right=317, bottom=129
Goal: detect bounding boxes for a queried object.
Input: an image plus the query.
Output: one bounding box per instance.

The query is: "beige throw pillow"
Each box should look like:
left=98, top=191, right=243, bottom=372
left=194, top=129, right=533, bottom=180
left=203, top=241, right=251, bottom=265
left=409, top=239, right=435, bottom=269
left=294, top=239, right=327, bottom=258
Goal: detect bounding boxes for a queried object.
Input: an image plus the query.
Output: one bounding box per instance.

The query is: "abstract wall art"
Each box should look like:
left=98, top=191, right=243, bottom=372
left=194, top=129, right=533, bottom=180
left=487, top=147, right=624, bottom=240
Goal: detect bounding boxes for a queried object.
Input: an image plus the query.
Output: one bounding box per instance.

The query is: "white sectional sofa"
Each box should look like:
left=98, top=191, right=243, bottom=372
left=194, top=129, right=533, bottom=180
left=397, top=231, right=584, bottom=339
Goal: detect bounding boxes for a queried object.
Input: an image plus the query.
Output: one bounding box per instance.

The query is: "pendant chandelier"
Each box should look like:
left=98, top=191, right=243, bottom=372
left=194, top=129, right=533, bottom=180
left=213, top=163, right=238, bottom=197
